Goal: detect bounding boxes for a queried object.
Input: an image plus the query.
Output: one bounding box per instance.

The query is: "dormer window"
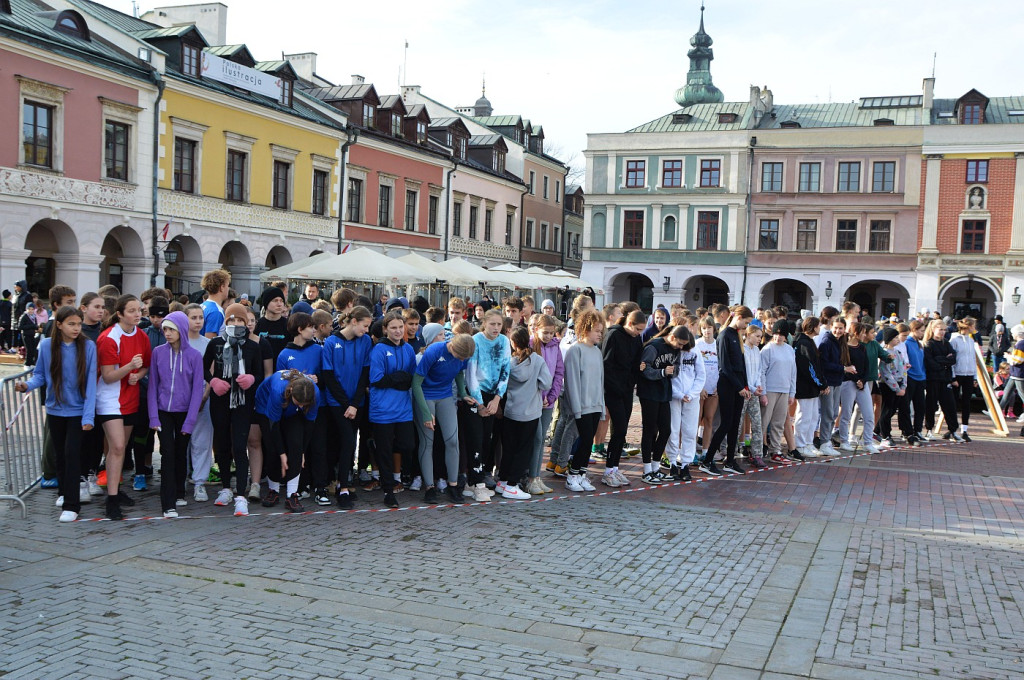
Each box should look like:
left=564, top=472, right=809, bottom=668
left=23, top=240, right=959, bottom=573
left=717, top=112, right=737, bottom=124
left=493, top=149, right=505, bottom=174
left=416, top=121, right=427, bottom=144
left=279, top=79, right=293, bottom=107
left=535, top=139, right=543, bottom=155
left=182, top=44, right=200, bottom=77
left=962, top=103, right=983, bottom=125
left=456, top=137, right=466, bottom=160
left=391, top=113, right=402, bottom=137
left=55, top=11, right=89, bottom=40
left=363, top=102, right=374, bottom=129
left=780, top=121, right=801, bottom=129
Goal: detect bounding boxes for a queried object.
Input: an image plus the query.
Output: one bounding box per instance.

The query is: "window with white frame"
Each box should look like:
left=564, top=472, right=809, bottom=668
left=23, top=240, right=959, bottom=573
left=18, top=76, right=68, bottom=172
left=171, top=116, right=207, bottom=194
left=270, top=143, right=299, bottom=210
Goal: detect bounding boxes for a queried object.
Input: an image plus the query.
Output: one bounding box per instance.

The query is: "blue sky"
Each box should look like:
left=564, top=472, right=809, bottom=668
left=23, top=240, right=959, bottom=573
left=100, top=0, right=1023, bottom=179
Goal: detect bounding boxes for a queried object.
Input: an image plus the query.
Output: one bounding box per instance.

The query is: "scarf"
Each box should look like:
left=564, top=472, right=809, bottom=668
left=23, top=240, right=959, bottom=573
left=221, top=326, right=247, bottom=408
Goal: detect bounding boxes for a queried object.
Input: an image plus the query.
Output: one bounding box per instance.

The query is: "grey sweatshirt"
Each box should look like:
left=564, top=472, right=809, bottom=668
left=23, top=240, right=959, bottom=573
left=564, top=342, right=605, bottom=419
left=504, top=354, right=553, bottom=422
left=949, top=333, right=977, bottom=377
left=760, top=341, right=797, bottom=398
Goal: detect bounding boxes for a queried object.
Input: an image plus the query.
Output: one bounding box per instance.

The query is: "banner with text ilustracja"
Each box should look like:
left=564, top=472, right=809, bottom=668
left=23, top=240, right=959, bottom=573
left=201, top=51, right=281, bottom=99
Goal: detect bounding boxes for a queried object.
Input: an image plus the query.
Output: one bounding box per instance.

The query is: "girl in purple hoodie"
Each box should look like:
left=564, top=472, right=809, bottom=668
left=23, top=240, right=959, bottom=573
left=148, top=311, right=204, bottom=518
left=527, top=314, right=564, bottom=495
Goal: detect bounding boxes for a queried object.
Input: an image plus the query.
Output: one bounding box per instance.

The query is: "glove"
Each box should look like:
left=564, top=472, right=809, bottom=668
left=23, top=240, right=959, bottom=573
left=211, top=378, right=231, bottom=396
left=236, top=373, right=255, bottom=390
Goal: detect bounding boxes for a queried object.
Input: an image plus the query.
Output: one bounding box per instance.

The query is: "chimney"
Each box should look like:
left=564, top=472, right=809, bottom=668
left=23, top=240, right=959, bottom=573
left=351, top=74, right=365, bottom=85
left=749, top=85, right=761, bottom=108
left=401, top=85, right=420, bottom=102
left=922, top=76, right=935, bottom=110
left=760, top=86, right=773, bottom=112
left=284, top=52, right=317, bottom=82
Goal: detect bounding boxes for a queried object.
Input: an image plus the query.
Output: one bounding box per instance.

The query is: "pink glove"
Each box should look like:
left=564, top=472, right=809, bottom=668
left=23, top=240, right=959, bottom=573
left=210, top=378, right=231, bottom=396
left=236, top=374, right=255, bottom=390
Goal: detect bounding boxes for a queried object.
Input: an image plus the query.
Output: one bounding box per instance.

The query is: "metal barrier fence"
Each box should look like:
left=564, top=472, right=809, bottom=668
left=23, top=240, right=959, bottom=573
left=0, top=369, right=46, bottom=518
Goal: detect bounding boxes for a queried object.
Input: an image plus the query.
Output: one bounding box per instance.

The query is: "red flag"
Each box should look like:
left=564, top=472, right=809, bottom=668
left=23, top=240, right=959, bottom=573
left=341, top=243, right=350, bottom=254
left=161, top=222, right=170, bottom=240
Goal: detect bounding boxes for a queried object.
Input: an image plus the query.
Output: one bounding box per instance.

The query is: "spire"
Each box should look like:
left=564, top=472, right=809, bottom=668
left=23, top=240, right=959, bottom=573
left=474, top=75, right=493, bottom=116
left=675, top=2, right=724, bottom=108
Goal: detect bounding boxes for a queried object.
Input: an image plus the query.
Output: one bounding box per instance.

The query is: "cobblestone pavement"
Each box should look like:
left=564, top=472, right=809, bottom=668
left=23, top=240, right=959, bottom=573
left=1, top=406, right=1022, bottom=679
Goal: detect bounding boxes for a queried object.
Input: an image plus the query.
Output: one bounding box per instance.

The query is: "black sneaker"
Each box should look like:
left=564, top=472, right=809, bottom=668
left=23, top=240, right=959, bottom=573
left=261, top=489, right=280, bottom=507
left=722, top=460, right=746, bottom=475
left=907, top=435, right=923, bottom=447
left=669, top=464, right=682, bottom=480
left=115, top=490, right=136, bottom=506
left=141, top=465, right=155, bottom=478
left=423, top=487, right=441, bottom=504
left=445, top=486, right=464, bottom=505
left=286, top=493, right=304, bottom=513
left=961, top=432, right=972, bottom=443
left=383, top=492, right=399, bottom=508
left=641, top=471, right=664, bottom=485
left=335, top=491, right=354, bottom=510
left=677, top=466, right=692, bottom=482
left=313, top=488, right=331, bottom=506
left=482, top=473, right=496, bottom=490
left=942, top=431, right=952, bottom=440
left=105, top=495, right=123, bottom=520
left=698, top=461, right=723, bottom=477
left=789, top=450, right=805, bottom=461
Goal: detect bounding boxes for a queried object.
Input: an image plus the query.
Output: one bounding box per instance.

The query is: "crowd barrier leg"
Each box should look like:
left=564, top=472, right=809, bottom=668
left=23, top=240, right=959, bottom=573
left=0, top=369, right=46, bottom=519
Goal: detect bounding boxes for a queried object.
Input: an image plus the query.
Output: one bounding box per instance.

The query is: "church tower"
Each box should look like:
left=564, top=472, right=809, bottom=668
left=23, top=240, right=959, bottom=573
left=674, top=4, right=724, bottom=107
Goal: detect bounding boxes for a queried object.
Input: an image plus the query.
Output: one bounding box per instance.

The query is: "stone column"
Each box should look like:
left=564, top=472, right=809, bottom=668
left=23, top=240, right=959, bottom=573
left=59, top=254, right=106, bottom=296
left=651, top=203, right=662, bottom=250
left=1007, top=152, right=1024, bottom=255
left=119, top=257, right=153, bottom=297
left=228, top=265, right=264, bottom=300
left=0, top=248, right=31, bottom=288
left=920, top=155, right=942, bottom=253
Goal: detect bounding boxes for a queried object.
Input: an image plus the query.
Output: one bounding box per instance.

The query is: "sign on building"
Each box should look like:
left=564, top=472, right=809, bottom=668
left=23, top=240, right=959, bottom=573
left=201, top=51, right=281, bottom=99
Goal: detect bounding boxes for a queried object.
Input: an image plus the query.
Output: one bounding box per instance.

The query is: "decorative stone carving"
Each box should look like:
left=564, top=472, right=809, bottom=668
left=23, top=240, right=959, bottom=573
left=159, top=189, right=335, bottom=238
left=0, top=168, right=136, bottom=209
left=448, top=236, right=517, bottom=261
left=969, top=186, right=984, bottom=210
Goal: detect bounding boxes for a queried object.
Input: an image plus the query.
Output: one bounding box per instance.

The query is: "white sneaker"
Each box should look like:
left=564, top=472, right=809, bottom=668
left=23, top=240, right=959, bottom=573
left=578, top=474, right=596, bottom=492
left=615, top=470, right=631, bottom=486
left=838, top=442, right=856, bottom=453
left=175, top=498, right=188, bottom=507
left=565, top=474, right=585, bottom=492
left=601, top=471, right=622, bottom=487
left=194, top=484, right=208, bottom=502
left=799, top=446, right=821, bottom=458
left=214, top=488, right=233, bottom=506
left=55, top=495, right=63, bottom=507
left=818, top=443, right=838, bottom=456
left=482, top=486, right=496, bottom=498
left=79, top=480, right=92, bottom=504
left=864, top=443, right=880, bottom=454
left=463, top=486, right=475, bottom=498
left=494, top=480, right=507, bottom=495
left=437, top=479, right=448, bottom=491
left=247, top=482, right=261, bottom=501
left=163, top=509, right=178, bottom=518
left=59, top=510, right=78, bottom=522
left=87, top=474, right=103, bottom=496
left=1017, top=413, right=1024, bottom=423
left=233, top=496, right=249, bottom=516
left=410, top=476, right=423, bottom=491
left=469, top=483, right=490, bottom=502
left=501, top=484, right=531, bottom=500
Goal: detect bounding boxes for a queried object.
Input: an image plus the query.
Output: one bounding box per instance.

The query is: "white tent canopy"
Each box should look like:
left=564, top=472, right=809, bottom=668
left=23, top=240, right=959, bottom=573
left=260, top=251, right=333, bottom=282
left=398, top=253, right=478, bottom=286
left=287, top=247, right=435, bottom=285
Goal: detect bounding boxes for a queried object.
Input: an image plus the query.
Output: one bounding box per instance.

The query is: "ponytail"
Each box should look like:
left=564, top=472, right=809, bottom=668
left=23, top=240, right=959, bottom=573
left=280, top=369, right=316, bottom=413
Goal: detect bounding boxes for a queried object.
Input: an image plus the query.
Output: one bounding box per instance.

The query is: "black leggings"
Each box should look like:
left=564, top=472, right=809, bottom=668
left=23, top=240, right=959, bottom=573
left=459, top=398, right=496, bottom=485
left=706, top=388, right=744, bottom=463
left=499, top=417, right=538, bottom=486
left=371, top=420, right=414, bottom=492
left=327, top=406, right=359, bottom=487
left=925, top=379, right=959, bottom=433
left=157, top=411, right=189, bottom=512
left=262, top=413, right=314, bottom=484
left=605, top=390, right=632, bottom=469
left=210, top=397, right=252, bottom=493
left=639, top=398, right=671, bottom=464
left=48, top=415, right=83, bottom=514
left=571, top=412, right=601, bottom=472
left=905, top=378, right=925, bottom=434
left=953, top=376, right=975, bottom=426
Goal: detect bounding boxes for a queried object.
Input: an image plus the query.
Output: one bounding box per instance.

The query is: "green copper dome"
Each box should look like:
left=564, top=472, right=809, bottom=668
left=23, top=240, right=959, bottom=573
left=675, top=6, right=724, bottom=107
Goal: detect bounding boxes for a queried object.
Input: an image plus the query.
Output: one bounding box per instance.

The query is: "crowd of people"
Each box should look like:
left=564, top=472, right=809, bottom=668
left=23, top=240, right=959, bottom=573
left=13, top=271, right=1024, bottom=523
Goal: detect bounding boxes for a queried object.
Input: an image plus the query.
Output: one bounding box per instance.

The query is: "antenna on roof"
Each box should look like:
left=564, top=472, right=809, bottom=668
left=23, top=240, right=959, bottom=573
left=403, top=39, right=409, bottom=86
left=131, top=0, right=139, bottom=17
left=931, top=51, right=937, bottom=78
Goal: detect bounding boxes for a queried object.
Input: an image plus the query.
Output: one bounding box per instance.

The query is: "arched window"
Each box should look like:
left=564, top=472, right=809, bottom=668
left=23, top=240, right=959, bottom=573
left=54, top=11, right=90, bottom=40
left=663, top=215, right=677, bottom=242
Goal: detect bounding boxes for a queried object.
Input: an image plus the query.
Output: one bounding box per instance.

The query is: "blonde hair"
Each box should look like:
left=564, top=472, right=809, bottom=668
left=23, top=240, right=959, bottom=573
left=449, top=334, right=475, bottom=359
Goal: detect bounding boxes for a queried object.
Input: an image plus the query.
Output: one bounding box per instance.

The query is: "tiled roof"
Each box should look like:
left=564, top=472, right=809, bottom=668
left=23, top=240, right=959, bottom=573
left=379, top=94, right=403, bottom=109
left=762, top=102, right=924, bottom=128
left=255, top=60, right=289, bottom=72
left=628, top=102, right=752, bottom=132
left=1, top=0, right=152, bottom=80
left=429, top=116, right=461, bottom=128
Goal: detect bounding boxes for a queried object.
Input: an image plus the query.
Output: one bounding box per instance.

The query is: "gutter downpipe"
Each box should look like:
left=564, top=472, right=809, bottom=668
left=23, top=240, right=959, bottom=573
left=443, top=162, right=456, bottom=261
left=338, top=125, right=359, bottom=254
left=150, top=71, right=165, bottom=287
left=517, top=186, right=526, bottom=269
left=740, top=136, right=756, bottom=306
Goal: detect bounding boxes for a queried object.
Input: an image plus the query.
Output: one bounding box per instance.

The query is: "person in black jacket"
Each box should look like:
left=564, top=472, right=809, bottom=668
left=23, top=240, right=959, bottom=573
left=18, top=302, right=39, bottom=366
left=792, top=317, right=825, bottom=456
left=922, top=319, right=962, bottom=440
left=637, top=325, right=687, bottom=484
left=602, top=309, right=645, bottom=482
left=700, top=306, right=754, bottom=476
left=817, top=318, right=846, bottom=455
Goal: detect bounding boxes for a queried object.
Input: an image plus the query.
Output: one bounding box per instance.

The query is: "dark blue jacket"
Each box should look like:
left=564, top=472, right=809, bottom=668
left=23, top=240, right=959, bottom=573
left=819, top=332, right=844, bottom=387
left=321, top=332, right=372, bottom=409
left=369, top=338, right=416, bottom=424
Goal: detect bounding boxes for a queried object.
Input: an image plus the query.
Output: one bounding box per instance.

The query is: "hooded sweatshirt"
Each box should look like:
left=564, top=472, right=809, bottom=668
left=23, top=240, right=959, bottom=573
left=504, top=353, right=553, bottom=422
left=255, top=369, right=321, bottom=423
left=760, top=341, right=796, bottom=398
left=147, top=311, right=204, bottom=433
left=602, top=323, right=640, bottom=396
left=637, top=337, right=680, bottom=402
left=532, top=335, right=565, bottom=407
left=949, top=332, right=978, bottom=377
left=671, top=348, right=706, bottom=402
left=466, top=332, right=511, bottom=403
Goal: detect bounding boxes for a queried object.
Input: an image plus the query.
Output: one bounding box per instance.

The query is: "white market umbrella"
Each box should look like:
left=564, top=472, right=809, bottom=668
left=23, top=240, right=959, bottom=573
left=288, top=247, right=434, bottom=285
left=398, top=253, right=477, bottom=286
left=260, top=251, right=334, bottom=282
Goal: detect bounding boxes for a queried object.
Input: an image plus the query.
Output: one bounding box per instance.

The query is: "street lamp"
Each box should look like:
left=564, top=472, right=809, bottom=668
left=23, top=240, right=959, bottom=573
left=163, top=248, right=178, bottom=265
left=825, top=280, right=833, bottom=299
left=663, top=276, right=671, bottom=293
left=1013, top=287, right=1021, bottom=305
left=965, top=273, right=975, bottom=300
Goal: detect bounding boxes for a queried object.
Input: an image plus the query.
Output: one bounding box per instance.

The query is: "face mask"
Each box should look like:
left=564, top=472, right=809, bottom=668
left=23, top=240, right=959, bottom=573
left=227, top=325, right=247, bottom=339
